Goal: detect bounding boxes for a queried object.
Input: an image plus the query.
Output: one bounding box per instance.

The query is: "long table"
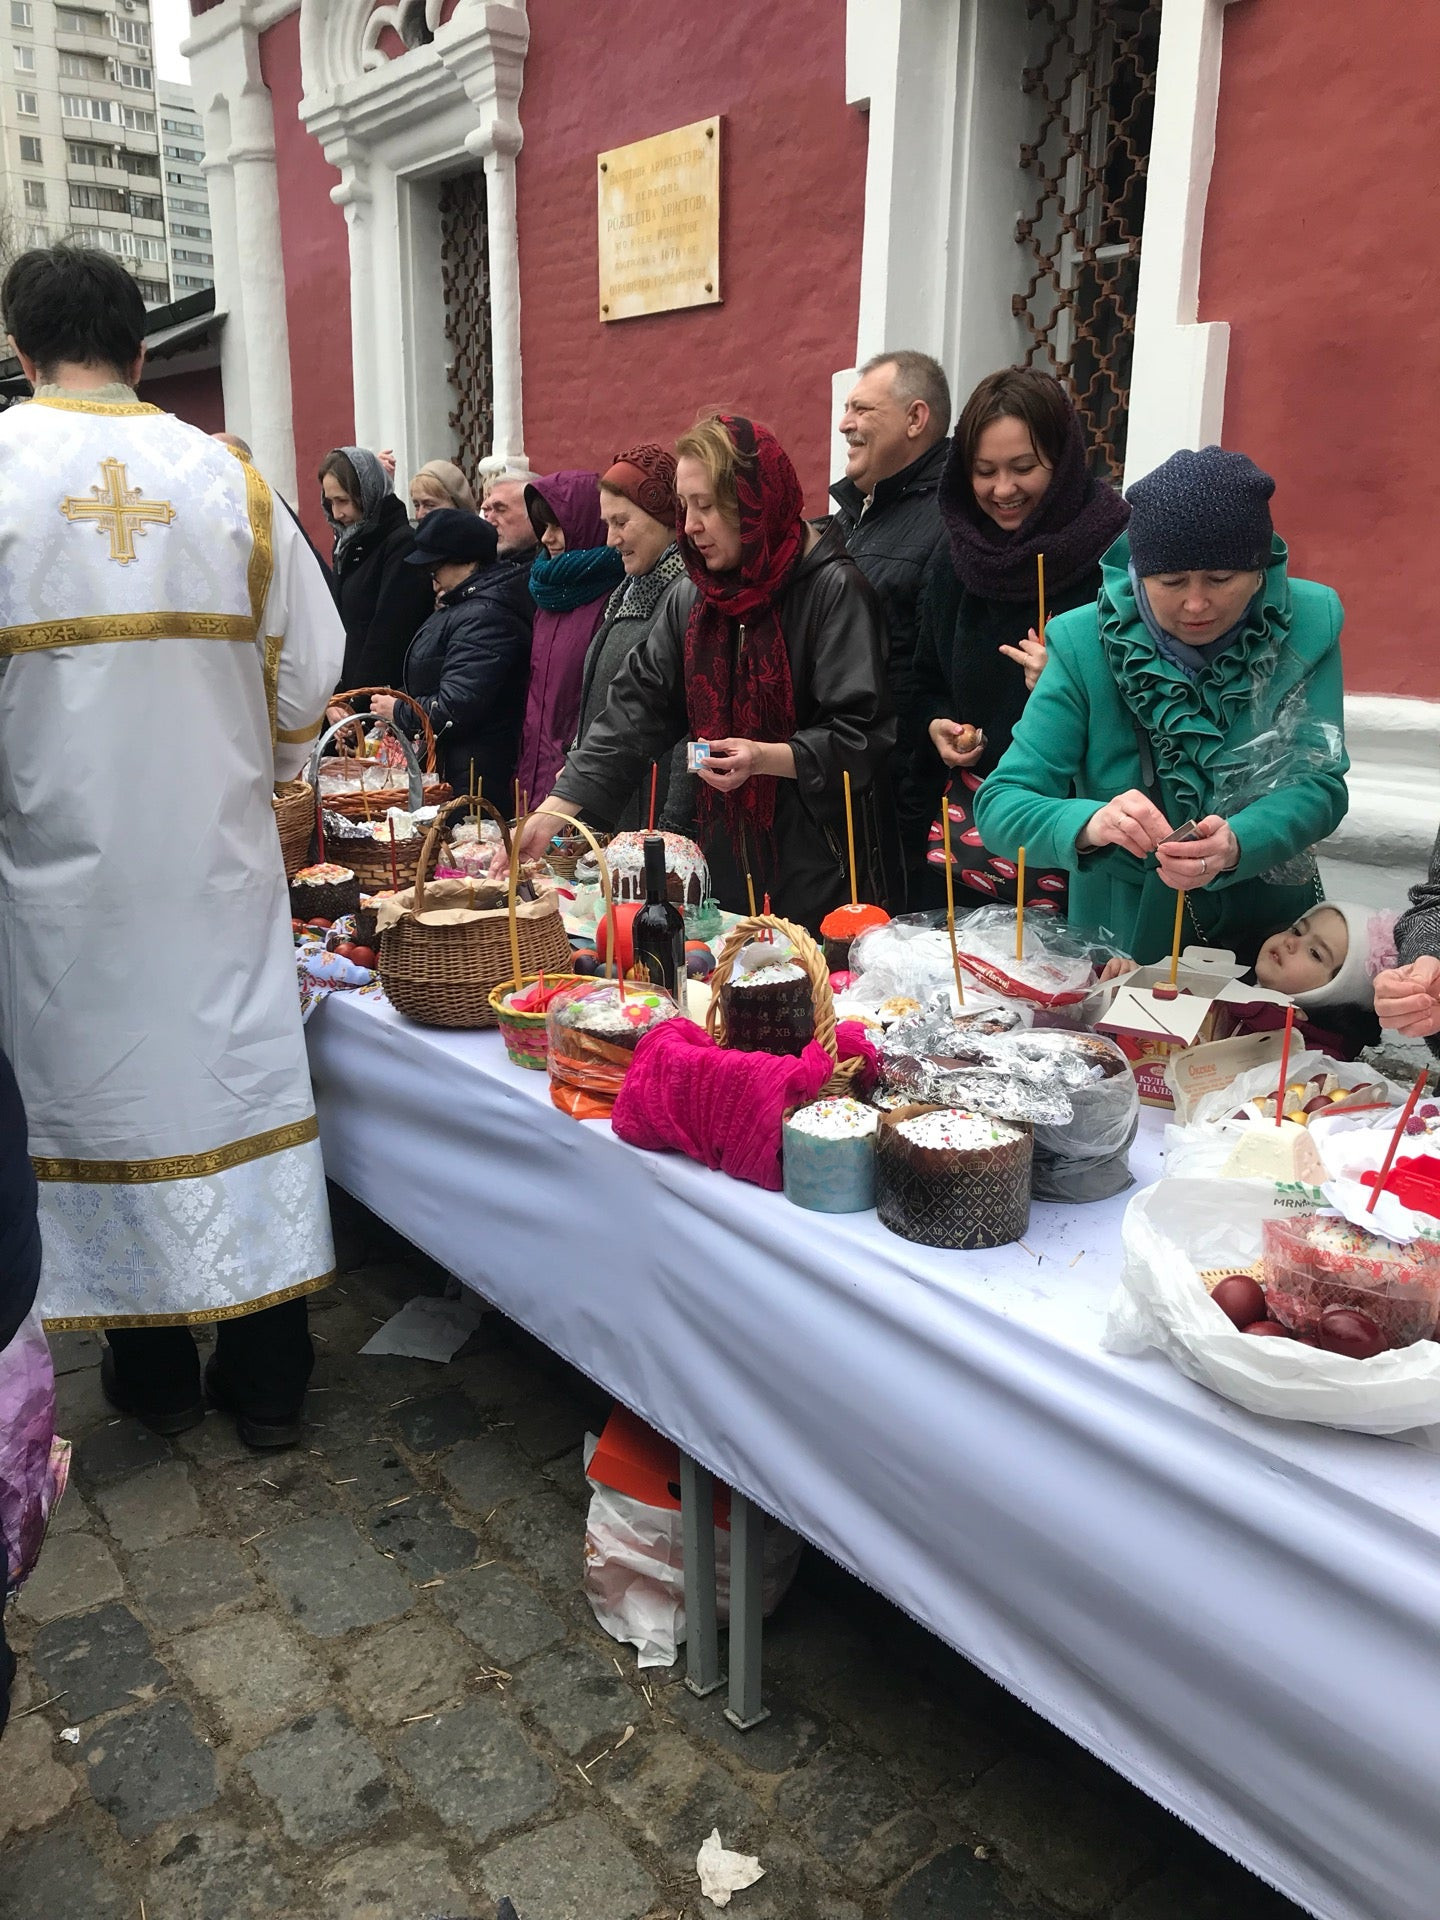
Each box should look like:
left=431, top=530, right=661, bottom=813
left=307, top=990, right=1440, bottom=1920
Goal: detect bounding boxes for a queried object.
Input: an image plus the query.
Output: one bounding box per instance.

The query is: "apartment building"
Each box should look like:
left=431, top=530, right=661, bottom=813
left=158, top=76, right=209, bottom=295
left=1, top=0, right=169, bottom=305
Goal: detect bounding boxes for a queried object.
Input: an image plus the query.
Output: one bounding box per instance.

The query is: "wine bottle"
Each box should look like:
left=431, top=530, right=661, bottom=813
left=632, top=834, right=685, bottom=994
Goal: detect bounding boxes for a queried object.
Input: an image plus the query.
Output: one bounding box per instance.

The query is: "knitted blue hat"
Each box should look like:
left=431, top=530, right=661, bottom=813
left=1126, top=446, right=1275, bottom=576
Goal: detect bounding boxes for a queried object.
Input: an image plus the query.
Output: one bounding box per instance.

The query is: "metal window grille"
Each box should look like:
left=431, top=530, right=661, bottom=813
left=438, top=169, right=493, bottom=472
left=1015, top=0, right=1160, bottom=479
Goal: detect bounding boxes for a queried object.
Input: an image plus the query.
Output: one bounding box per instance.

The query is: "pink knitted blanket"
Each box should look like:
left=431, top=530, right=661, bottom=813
left=611, top=1017, right=879, bottom=1190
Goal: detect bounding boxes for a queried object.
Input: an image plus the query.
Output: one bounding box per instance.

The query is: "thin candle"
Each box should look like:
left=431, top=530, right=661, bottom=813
left=1274, top=1004, right=1295, bottom=1129
left=1168, top=887, right=1185, bottom=988
left=315, top=798, right=325, bottom=866
left=648, top=761, right=659, bottom=833
left=388, top=816, right=397, bottom=890
left=507, top=809, right=524, bottom=989
left=746, top=870, right=757, bottom=918
left=842, top=767, right=858, bottom=909
left=939, top=795, right=965, bottom=1008
left=469, top=758, right=476, bottom=804
left=1037, top=552, right=1047, bottom=646
left=1015, top=847, right=1026, bottom=964
left=1367, top=1068, right=1430, bottom=1212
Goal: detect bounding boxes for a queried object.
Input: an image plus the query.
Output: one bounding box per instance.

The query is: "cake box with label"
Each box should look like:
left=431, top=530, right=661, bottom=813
left=1084, top=947, right=1292, bottom=1109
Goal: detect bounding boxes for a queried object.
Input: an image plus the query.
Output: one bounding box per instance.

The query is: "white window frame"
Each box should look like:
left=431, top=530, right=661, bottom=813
left=12, top=43, right=34, bottom=70
left=9, top=0, right=31, bottom=26
left=15, top=88, right=38, bottom=116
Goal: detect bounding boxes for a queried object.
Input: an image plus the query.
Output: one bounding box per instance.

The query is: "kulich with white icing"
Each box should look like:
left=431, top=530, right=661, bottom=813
left=722, top=960, right=815, bottom=1057
left=288, top=862, right=360, bottom=923
left=783, top=1097, right=881, bottom=1214
left=584, top=830, right=711, bottom=910
left=876, top=1104, right=1031, bottom=1250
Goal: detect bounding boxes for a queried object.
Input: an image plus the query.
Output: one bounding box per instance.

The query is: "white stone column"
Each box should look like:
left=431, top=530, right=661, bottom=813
left=469, top=127, right=524, bottom=465
left=228, top=76, right=298, bottom=499
left=198, top=101, right=248, bottom=443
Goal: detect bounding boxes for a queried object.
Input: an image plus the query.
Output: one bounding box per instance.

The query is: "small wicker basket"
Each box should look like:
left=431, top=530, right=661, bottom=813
left=309, top=690, right=452, bottom=820
left=272, top=779, right=314, bottom=879
left=488, top=813, right=616, bottom=1068
left=377, top=795, right=573, bottom=1029
left=706, top=913, right=864, bottom=1099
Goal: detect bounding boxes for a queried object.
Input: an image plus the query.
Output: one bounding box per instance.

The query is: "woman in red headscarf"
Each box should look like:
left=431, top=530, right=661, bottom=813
left=517, top=413, right=897, bottom=929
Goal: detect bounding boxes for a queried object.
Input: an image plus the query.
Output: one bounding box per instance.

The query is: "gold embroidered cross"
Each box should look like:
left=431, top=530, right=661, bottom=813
left=60, top=457, right=175, bottom=564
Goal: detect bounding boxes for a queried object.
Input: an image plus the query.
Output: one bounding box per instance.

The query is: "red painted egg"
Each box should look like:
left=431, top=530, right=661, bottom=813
left=1240, top=1321, right=1294, bottom=1338
left=1317, top=1306, right=1386, bottom=1360
left=1211, top=1275, right=1268, bottom=1329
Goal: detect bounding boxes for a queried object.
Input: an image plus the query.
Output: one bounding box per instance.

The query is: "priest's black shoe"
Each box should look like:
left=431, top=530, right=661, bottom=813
left=99, top=1350, right=205, bottom=1438
left=203, top=1356, right=304, bottom=1450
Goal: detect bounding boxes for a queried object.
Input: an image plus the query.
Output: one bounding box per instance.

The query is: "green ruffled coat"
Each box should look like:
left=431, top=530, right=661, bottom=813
left=972, top=534, right=1348, bottom=964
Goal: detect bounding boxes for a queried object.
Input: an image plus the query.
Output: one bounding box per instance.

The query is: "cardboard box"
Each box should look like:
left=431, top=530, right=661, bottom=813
left=1166, top=1030, right=1288, bottom=1125
left=1084, top=948, right=1292, bottom=1109
left=587, top=1405, right=729, bottom=1527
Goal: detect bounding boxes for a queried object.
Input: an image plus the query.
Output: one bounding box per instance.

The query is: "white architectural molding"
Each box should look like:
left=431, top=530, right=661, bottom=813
left=1123, top=0, right=1243, bottom=484
left=298, top=0, right=529, bottom=485
left=1319, top=697, right=1440, bottom=907
left=184, top=0, right=299, bottom=499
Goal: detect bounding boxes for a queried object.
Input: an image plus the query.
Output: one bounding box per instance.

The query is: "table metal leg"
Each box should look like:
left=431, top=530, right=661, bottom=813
left=680, top=1452, right=722, bottom=1697
left=724, top=1488, right=770, bottom=1730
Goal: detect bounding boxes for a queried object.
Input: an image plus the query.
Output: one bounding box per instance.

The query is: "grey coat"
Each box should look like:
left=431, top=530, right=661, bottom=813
left=1394, top=824, right=1440, bottom=1058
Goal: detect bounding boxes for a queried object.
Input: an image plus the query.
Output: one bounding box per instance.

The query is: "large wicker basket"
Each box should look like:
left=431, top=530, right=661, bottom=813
left=272, top=779, right=314, bottom=879
left=706, top=913, right=864, bottom=1099
left=377, top=795, right=574, bottom=1029
left=309, top=690, right=452, bottom=820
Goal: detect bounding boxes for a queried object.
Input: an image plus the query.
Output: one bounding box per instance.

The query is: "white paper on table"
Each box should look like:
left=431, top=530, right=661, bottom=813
left=696, top=1829, right=765, bottom=1907
left=359, top=1292, right=486, bottom=1362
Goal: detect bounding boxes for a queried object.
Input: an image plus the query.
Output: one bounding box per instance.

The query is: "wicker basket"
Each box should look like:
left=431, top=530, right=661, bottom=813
left=488, top=815, right=616, bottom=1067
left=272, top=779, right=314, bottom=879
left=309, top=690, right=452, bottom=820
left=706, top=913, right=864, bottom=1099
left=377, top=796, right=573, bottom=1029
left=324, top=822, right=442, bottom=895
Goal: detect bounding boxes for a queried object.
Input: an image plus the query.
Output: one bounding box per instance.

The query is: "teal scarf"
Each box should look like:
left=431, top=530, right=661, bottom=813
left=529, top=545, right=625, bottom=612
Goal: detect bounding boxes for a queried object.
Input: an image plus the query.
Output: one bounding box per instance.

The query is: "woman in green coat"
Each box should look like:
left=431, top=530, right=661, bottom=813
left=973, top=447, right=1348, bottom=966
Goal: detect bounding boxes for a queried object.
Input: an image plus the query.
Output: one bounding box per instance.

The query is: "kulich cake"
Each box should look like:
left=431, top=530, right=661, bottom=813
left=783, top=1098, right=880, bottom=1214
left=721, top=960, right=815, bottom=1057
left=876, top=1105, right=1032, bottom=1250
left=1261, top=1214, right=1440, bottom=1349
left=819, top=902, right=890, bottom=972
left=546, top=980, right=679, bottom=1102
left=289, top=862, right=360, bottom=923
left=583, top=830, right=711, bottom=911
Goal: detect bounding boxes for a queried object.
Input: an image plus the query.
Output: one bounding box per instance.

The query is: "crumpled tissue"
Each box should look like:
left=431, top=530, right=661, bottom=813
left=697, top=1828, right=766, bottom=1907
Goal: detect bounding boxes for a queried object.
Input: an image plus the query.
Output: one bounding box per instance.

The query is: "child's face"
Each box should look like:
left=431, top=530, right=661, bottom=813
left=1255, top=908, right=1347, bottom=995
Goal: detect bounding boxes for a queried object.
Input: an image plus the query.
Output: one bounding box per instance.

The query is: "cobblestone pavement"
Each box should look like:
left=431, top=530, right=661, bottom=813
left=0, top=1192, right=1309, bottom=1920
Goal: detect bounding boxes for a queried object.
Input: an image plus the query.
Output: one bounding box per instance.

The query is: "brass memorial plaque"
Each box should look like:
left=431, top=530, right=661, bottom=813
left=597, top=117, right=722, bottom=323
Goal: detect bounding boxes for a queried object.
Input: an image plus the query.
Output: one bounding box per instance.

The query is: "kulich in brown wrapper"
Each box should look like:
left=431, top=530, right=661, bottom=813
left=875, top=1104, right=1032, bottom=1251
left=720, top=962, right=815, bottom=1057
left=289, top=863, right=360, bottom=924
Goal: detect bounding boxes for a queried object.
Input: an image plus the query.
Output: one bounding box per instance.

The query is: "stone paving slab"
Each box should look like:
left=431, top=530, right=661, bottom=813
left=0, top=1229, right=1311, bottom=1920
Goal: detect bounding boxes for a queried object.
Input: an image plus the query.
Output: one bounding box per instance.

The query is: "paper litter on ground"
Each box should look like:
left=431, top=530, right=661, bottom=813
left=359, top=1291, right=486, bottom=1362
left=697, top=1828, right=766, bottom=1907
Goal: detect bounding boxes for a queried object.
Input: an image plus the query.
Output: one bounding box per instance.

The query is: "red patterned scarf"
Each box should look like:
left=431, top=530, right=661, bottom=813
left=679, top=415, right=803, bottom=865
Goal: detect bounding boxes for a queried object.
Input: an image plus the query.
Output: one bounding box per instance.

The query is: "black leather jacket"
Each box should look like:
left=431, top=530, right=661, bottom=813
left=333, top=493, right=435, bottom=692
left=401, top=559, right=534, bottom=802
left=552, top=519, right=899, bottom=929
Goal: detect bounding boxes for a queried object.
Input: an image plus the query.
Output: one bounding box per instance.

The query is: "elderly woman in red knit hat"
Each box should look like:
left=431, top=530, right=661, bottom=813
left=568, top=444, right=690, bottom=830
left=512, top=412, right=898, bottom=930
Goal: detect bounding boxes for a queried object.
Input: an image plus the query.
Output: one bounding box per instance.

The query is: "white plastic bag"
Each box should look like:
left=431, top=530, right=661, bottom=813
left=1107, top=1179, right=1440, bottom=1437
left=582, top=1442, right=803, bottom=1667
left=1184, top=1050, right=1398, bottom=1129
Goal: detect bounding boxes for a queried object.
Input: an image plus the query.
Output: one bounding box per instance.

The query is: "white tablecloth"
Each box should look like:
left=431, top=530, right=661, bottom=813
left=307, top=991, right=1440, bottom=1920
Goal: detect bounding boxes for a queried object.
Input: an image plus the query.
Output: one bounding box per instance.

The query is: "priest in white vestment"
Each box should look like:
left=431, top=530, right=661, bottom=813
left=0, top=245, right=345, bottom=1447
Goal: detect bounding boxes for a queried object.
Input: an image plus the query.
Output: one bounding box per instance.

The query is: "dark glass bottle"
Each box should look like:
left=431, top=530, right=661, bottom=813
left=631, top=834, right=685, bottom=994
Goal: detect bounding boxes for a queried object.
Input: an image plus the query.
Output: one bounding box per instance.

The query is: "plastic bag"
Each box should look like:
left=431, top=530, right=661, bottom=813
left=1210, top=716, right=1344, bottom=821
left=0, top=1308, right=70, bottom=1589
left=1183, top=1049, right=1397, bottom=1129
left=953, top=907, right=1114, bottom=1008
left=1016, top=1031, right=1139, bottom=1202
left=846, top=917, right=1018, bottom=1023
left=1106, top=1179, right=1440, bottom=1438
left=547, top=979, right=680, bottom=1119
left=583, top=1460, right=803, bottom=1668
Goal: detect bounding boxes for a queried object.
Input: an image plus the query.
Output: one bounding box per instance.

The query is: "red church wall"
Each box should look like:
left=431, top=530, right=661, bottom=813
left=141, top=364, right=225, bottom=435
left=514, top=2, right=866, bottom=515
left=1200, top=0, right=1439, bottom=699
left=258, top=9, right=354, bottom=549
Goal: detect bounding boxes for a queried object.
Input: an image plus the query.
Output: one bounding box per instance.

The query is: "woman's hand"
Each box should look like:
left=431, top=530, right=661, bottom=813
left=486, top=805, right=565, bottom=877
left=325, top=703, right=350, bottom=729
left=1097, top=956, right=1137, bottom=983
left=1077, top=789, right=1173, bottom=859
left=695, top=738, right=794, bottom=792
left=1374, top=958, right=1440, bottom=1037
left=369, top=695, right=397, bottom=721
left=1155, top=815, right=1239, bottom=891
left=997, top=627, right=1047, bottom=691
left=928, top=719, right=987, bottom=769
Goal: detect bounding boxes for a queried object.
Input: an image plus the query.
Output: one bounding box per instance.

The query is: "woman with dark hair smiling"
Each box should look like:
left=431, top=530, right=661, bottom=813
left=507, top=412, right=896, bottom=929
left=912, top=367, right=1129, bottom=910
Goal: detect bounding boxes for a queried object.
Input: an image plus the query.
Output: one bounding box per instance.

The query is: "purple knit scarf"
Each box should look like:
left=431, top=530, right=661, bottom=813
left=939, top=402, right=1130, bottom=603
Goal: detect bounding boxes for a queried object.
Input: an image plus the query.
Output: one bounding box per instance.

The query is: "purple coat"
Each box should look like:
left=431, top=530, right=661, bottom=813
left=515, top=470, right=613, bottom=807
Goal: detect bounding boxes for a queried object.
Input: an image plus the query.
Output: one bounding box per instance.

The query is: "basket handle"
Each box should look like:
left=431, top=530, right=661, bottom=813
left=307, top=711, right=426, bottom=812
left=705, top=912, right=838, bottom=1065
left=325, top=687, right=440, bottom=772
left=412, top=793, right=513, bottom=915
left=507, top=809, right=614, bottom=991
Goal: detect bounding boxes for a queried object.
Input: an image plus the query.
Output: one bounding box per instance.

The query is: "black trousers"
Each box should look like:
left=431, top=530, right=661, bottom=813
left=106, top=1296, right=314, bottom=1419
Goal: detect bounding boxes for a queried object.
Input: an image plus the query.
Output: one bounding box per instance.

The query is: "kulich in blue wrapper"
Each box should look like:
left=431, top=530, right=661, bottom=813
left=783, top=1097, right=880, bottom=1213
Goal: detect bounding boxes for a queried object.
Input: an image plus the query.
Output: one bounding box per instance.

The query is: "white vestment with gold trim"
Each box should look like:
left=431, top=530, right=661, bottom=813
left=0, top=392, right=345, bottom=1328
